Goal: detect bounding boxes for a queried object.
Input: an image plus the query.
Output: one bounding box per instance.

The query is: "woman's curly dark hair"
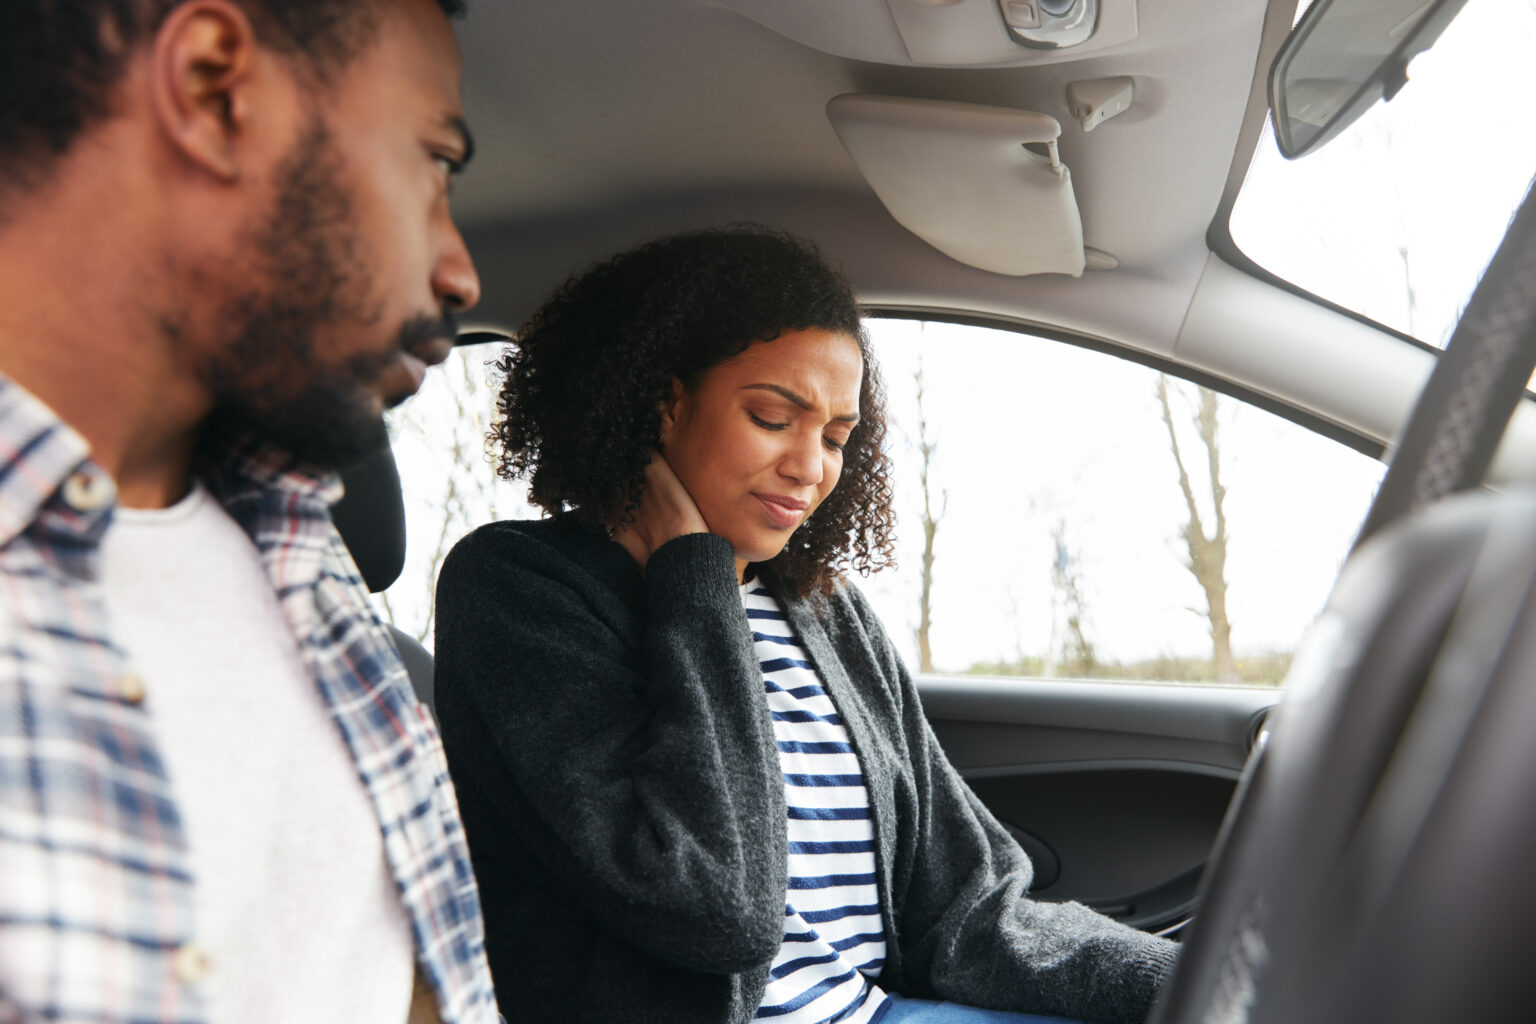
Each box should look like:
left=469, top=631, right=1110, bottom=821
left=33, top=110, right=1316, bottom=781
left=489, top=225, right=896, bottom=597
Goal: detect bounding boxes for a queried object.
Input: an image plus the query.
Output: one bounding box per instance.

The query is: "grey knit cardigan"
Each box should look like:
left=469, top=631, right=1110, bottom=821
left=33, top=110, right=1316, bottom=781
left=433, top=515, right=1178, bottom=1024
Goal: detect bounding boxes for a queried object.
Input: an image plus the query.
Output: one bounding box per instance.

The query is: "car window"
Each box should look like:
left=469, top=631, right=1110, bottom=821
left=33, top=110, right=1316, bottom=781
left=382, top=343, right=532, bottom=644
left=1229, top=0, right=1536, bottom=349
left=383, top=321, right=1385, bottom=687
left=856, top=319, right=1383, bottom=687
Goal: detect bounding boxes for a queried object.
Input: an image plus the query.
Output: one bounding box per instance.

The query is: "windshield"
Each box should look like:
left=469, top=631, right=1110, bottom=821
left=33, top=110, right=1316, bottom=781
left=1230, top=0, right=1536, bottom=348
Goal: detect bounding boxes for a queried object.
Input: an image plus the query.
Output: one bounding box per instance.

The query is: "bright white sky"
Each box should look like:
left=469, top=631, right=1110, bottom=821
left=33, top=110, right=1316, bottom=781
left=1231, top=0, right=1536, bottom=348
left=839, top=320, right=1382, bottom=673
left=381, top=0, right=1533, bottom=680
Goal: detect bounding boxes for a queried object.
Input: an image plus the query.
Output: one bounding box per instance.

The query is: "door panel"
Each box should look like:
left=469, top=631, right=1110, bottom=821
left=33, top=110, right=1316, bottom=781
left=917, top=675, right=1277, bottom=934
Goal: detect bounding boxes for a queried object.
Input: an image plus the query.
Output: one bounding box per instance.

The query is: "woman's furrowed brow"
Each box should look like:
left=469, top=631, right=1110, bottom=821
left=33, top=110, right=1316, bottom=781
left=742, top=383, right=860, bottom=423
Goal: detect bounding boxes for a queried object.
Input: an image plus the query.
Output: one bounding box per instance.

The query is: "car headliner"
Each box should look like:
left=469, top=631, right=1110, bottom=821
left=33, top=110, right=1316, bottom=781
left=451, top=0, right=1264, bottom=338
left=444, top=0, right=1536, bottom=486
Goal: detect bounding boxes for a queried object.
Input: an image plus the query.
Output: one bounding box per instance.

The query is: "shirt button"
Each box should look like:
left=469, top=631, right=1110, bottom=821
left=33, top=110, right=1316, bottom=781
left=119, top=673, right=146, bottom=705
left=61, top=470, right=113, bottom=512
left=173, top=943, right=211, bottom=984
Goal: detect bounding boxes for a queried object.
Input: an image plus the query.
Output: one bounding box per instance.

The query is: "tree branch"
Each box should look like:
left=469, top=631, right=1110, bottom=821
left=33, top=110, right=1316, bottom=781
left=1157, top=375, right=1205, bottom=542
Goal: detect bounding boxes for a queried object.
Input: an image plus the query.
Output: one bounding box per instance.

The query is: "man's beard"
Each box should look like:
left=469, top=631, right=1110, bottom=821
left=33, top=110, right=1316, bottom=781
left=195, top=117, right=453, bottom=470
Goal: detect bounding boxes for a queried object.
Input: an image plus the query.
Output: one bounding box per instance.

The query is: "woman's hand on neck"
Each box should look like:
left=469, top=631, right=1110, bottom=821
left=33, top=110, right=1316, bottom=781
left=610, top=449, right=715, bottom=574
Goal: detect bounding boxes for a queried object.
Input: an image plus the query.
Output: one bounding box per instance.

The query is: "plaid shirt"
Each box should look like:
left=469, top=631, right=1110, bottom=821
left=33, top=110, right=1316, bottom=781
left=0, top=376, right=500, bottom=1024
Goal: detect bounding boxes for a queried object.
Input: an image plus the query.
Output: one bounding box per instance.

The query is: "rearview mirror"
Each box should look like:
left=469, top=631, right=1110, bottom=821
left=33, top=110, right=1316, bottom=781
left=1268, top=0, right=1469, bottom=159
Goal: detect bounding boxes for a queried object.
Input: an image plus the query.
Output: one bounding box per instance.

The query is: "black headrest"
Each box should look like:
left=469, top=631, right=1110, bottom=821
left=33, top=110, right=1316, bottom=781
left=333, top=443, right=407, bottom=593
left=332, top=330, right=511, bottom=593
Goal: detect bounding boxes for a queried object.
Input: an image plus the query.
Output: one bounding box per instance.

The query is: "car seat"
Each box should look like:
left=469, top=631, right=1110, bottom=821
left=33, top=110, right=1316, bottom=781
left=332, top=442, right=436, bottom=713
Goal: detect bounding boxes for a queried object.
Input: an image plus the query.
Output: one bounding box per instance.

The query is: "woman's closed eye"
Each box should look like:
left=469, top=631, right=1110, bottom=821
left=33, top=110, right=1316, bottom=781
left=748, top=411, right=788, bottom=431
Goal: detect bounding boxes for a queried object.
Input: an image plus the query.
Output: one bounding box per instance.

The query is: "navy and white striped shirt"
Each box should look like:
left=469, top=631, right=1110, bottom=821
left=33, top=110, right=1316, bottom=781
left=743, top=581, right=890, bottom=1024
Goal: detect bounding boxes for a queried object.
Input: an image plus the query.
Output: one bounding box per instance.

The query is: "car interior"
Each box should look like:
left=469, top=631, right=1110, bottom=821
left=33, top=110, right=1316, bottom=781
left=333, top=0, right=1536, bottom=1018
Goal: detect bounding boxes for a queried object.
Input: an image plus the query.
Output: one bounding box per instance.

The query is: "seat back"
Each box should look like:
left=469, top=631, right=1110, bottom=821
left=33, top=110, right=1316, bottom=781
left=333, top=444, right=435, bottom=712
left=389, top=625, right=436, bottom=713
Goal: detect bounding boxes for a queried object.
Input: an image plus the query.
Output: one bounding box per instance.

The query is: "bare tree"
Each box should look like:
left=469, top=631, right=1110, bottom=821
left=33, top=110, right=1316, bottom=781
left=1397, top=243, right=1421, bottom=339
left=1374, top=116, right=1431, bottom=343
left=1156, top=376, right=1237, bottom=682
left=1047, top=520, right=1097, bottom=678
left=383, top=350, right=515, bottom=643
left=912, top=357, right=947, bottom=673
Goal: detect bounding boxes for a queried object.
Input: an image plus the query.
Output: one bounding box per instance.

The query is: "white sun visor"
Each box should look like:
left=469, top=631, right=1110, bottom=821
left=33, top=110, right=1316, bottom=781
left=826, top=94, right=1086, bottom=278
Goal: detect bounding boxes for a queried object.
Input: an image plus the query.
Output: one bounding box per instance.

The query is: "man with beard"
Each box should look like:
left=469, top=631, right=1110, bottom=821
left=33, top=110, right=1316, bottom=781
left=0, top=2, right=499, bottom=1023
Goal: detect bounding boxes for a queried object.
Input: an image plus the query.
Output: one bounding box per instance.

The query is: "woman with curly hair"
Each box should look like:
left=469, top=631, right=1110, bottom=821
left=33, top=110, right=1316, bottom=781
left=433, top=227, right=1176, bottom=1024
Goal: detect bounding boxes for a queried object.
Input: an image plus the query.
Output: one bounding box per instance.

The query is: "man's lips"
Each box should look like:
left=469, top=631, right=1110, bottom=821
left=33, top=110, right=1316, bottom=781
left=397, top=352, right=428, bottom=396
left=388, top=336, right=456, bottom=405
left=754, top=493, right=810, bottom=529
left=406, top=335, right=455, bottom=369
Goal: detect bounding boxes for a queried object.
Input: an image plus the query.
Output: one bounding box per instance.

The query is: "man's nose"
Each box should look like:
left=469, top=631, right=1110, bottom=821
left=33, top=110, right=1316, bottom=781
left=434, top=220, right=481, bottom=313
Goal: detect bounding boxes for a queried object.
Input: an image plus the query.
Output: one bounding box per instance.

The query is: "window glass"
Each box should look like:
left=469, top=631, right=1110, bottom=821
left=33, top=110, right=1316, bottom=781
left=382, top=321, right=1385, bottom=687
left=1230, top=0, right=1536, bottom=348
left=856, top=319, right=1383, bottom=686
left=381, top=342, right=529, bottom=646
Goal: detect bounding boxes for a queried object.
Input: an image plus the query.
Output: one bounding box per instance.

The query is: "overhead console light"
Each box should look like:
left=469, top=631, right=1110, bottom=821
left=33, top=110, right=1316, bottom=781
left=827, top=94, right=1086, bottom=277
left=883, top=0, right=1125, bottom=62
left=707, top=0, right=1137, bottom=67
left=999, top=0, right=1099, bottom=50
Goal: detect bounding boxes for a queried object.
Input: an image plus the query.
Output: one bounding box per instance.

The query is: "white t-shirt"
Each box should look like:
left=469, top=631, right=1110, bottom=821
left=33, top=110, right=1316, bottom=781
left=99, top=482, right=416, bottom=1024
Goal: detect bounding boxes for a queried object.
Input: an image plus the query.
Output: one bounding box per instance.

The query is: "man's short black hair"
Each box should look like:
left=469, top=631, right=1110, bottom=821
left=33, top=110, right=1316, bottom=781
left=0, top=0, right=467, bottom=193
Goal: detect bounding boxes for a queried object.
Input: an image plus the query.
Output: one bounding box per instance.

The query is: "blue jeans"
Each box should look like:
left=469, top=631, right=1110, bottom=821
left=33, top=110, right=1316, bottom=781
left=878, top=993, right=1082, bottom=1023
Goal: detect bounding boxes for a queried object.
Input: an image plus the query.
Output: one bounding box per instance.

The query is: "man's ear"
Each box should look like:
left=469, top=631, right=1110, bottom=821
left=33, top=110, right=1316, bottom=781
left=151, top=1, right=260, bottom=182
left=658, top=377, right=685, bottom=446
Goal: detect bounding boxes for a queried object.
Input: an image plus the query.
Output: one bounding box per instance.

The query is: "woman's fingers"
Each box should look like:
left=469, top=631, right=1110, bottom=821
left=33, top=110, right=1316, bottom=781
left=641, top=452, right=709, bottom=534
left=611, top=451, right=709, bottom=568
